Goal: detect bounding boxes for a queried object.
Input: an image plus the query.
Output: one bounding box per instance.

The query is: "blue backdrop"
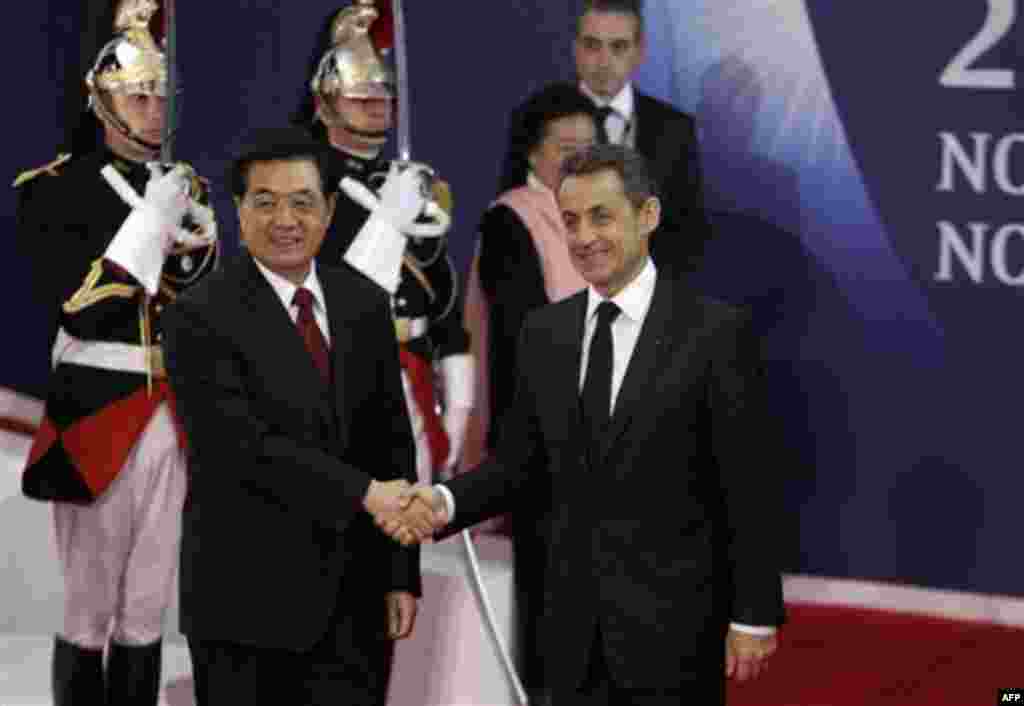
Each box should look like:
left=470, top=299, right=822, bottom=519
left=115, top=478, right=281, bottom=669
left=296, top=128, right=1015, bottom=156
left=638, top=0, right=1024, bottom=597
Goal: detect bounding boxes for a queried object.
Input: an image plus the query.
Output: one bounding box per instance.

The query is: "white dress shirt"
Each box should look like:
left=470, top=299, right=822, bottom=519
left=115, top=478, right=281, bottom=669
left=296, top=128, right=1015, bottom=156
left=438, top=256, right=774, bottom=635
left=252, top=257, right=331, bottom=342
left=578, top=255, right=656, bottom=411
left=580, top=80, right=636, bottom=148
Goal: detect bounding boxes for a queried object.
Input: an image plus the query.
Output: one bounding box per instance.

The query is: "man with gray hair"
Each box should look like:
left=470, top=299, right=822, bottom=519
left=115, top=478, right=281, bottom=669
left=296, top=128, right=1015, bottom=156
left=389, top=144, right=784, bottom=705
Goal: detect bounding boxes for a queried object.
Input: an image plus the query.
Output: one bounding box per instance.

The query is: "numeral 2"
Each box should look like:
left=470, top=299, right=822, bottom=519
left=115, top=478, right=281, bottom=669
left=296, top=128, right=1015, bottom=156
left=940, top=0, right=1016, bottom=89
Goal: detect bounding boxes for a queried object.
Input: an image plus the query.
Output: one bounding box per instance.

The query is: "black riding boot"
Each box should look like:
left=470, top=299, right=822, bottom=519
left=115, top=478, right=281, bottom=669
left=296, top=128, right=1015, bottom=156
left=105, top=639, right=162, bottom=706
left=52, top=635, right=104, bottom=706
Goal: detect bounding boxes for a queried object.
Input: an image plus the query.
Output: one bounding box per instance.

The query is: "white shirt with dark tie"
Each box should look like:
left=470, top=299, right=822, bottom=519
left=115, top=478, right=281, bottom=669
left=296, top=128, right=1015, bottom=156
left=252, top=258, right=330, bottom=341
left=438, top=256, right=774, bottom=635
left=580, top=80, right=636, bottom=147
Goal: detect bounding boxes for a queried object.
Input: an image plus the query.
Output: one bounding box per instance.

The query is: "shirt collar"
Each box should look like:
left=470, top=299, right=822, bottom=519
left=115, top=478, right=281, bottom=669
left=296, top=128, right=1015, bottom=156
left=252, top=256, right=327, bottom=314
left=579, top=81, right=635, bottom=122
left=585, top=256, right=657, bottom=326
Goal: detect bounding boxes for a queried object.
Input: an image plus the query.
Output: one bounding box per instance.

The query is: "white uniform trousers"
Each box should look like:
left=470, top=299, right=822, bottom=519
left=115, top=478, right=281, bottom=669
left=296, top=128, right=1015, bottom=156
left=400, top=369, right=432, bottom=486
left=53, top=402, right=186, bottom=649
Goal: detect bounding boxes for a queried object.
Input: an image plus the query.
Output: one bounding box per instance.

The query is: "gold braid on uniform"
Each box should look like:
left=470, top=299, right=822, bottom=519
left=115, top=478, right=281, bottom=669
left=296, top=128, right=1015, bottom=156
left=12, top=153, right=72, bottom=188
left=139, top=294, right=154, bottom=395
left=63, top=259, right=139, bottom=313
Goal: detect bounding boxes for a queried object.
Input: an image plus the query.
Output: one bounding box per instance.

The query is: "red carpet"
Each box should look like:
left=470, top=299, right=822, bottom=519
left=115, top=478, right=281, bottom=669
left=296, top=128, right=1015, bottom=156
left=727, top=603, right=1024, bottom=706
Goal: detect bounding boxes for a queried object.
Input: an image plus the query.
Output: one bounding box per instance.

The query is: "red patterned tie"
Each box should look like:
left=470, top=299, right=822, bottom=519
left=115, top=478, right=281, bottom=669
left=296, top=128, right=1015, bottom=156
left=292, top=287, right=330, bottom=384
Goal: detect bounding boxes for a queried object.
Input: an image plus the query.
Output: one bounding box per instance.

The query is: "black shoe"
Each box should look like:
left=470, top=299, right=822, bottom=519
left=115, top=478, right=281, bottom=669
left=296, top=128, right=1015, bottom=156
left=52, top=636, right=104, bottom=706
left=105, top=640, right=162, bottom=706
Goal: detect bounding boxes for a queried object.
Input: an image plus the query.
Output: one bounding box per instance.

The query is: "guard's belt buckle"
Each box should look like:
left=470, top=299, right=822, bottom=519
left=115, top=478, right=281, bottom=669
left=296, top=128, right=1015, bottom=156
left=149, top=346, right=167, bottom=379
left=395, top=317, right=411, bottom=343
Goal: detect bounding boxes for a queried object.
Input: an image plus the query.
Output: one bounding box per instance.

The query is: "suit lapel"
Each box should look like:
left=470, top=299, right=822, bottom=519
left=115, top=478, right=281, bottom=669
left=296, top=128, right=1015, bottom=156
left=241, top=256, right=335, bottom=432
left=633, top=94, right=657, bottom=162
left=599, top=276, right=692, bottom=462
left=320, top=272, right=350, bottom=448
left=551, top=292, right=588, bottom=443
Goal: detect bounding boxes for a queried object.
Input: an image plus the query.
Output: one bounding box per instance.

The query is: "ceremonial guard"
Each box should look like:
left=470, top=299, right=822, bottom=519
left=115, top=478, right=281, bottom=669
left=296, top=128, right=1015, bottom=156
left=14, top=1, right=217, bottom=703
left=299, top=0, right=474, bottom=487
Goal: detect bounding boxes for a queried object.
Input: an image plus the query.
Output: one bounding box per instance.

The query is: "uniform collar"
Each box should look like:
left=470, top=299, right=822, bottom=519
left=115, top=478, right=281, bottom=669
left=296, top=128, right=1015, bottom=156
left=328, top=144, right=387, bottom=181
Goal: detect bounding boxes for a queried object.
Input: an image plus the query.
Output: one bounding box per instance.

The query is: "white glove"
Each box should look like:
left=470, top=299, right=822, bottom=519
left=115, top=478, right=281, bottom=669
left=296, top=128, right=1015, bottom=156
left=343, top=214, right=407, bottom=294
left=104, top=164, right=191, bottom=294
left=376, top=161, right=431, bottom=232
left=180, top=199, right=218, bottom=251
left=439, top=353, right=475, bottom=473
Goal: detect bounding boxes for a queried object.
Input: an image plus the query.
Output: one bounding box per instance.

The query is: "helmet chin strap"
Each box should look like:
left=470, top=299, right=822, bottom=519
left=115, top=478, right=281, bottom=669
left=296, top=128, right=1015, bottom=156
left=91, top=90, right=163, bottom=160
left=344, top=124, right=389, bottom=144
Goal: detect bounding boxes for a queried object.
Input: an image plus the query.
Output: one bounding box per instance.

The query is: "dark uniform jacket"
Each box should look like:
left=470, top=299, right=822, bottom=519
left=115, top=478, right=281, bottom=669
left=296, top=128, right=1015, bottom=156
left=16, top=148, right=217, bottom=503
left=317, top=148, right=469, bottom=366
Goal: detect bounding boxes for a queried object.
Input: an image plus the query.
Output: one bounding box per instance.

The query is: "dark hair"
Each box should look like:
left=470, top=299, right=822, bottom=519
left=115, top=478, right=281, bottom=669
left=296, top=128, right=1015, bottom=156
left=560, top=143, right=657, bottom=208
left=577, top=0, right=645, bottom=39
left=228, top=127, right=331, bottom=199
left=503, top=82, right=598, bottom=190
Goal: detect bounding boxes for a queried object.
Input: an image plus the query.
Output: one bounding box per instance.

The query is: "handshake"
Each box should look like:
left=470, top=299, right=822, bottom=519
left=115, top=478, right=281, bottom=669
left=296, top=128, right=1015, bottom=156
left=362, top=479, right=449, bottom=546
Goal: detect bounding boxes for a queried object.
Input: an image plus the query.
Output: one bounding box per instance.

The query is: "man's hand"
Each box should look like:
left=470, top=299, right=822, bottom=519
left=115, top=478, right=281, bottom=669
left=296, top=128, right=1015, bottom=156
left=376, top=486, right=448, bottom=546
left=363, top=478, right=411, bottom=517
left=386, top=591, right=418, bottom=640
left=725, top=630, right=777, bottom=681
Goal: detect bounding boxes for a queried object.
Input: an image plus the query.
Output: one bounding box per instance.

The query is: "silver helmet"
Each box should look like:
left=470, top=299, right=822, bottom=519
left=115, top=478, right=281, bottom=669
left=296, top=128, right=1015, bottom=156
left=85, top=0, right=168, bottom=151
left=310, top=1, right=395, bottom=102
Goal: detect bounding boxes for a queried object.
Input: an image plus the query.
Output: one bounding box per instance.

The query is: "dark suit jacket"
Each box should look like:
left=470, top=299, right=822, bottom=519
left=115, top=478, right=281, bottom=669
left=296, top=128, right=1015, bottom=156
left=444, top=272, right=784, bottom=691
left=634, top=92, right=711, bottom=276
left=498, top=88, right=711, bottom=275
left=163, top=254, right=419, bottom=651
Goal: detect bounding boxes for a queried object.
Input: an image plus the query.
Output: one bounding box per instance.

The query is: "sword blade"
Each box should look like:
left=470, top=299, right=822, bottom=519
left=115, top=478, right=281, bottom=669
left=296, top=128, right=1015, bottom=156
left=460, top=530, right=530, bottom=705
left=161, top=0, right=177, bottom=162
left=390, top=0, right=411, bottom=161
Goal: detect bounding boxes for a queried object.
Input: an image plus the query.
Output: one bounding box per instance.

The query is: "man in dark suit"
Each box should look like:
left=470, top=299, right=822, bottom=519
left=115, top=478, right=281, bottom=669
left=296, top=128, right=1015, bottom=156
left=162, top=127, right=434, bottom=704
left=390, top=144, right=784, bottom=704
left=499, top=0, right=710, bottom=275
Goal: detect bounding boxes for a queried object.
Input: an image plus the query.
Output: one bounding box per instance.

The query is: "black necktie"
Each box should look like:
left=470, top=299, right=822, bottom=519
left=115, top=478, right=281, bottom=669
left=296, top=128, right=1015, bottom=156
left=595, top=106, right=615, bottom=144
left=581, top=301, right=621, bottom=443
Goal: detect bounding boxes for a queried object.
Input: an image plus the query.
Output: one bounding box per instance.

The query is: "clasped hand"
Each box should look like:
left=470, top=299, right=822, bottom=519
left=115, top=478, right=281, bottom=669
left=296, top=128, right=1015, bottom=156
left=363, top=480, right=447, bottom=546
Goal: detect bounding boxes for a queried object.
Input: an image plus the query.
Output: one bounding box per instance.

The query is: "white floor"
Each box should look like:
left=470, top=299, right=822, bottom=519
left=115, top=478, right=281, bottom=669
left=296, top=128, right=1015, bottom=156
left=0, top=635, right=195, bottom=706
left=1, top=414, right=197, bottom=705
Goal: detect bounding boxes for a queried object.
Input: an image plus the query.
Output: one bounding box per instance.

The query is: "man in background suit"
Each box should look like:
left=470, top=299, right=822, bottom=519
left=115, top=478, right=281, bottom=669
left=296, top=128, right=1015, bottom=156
left=162, top=127, right=434, bottom=704
left=499, top=0, right=710, bottom=275
left=392, top=144, right=784, bottom=705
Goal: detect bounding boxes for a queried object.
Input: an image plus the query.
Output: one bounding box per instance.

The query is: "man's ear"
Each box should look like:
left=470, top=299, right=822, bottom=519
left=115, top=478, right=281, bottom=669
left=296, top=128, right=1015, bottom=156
left=639, top=195, right=661, bottom=236
left=633, top=26, right=648, bottom=68
left=325, top=192, right=338, bottom=222
left=233, top=196, right=248, bottom=249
